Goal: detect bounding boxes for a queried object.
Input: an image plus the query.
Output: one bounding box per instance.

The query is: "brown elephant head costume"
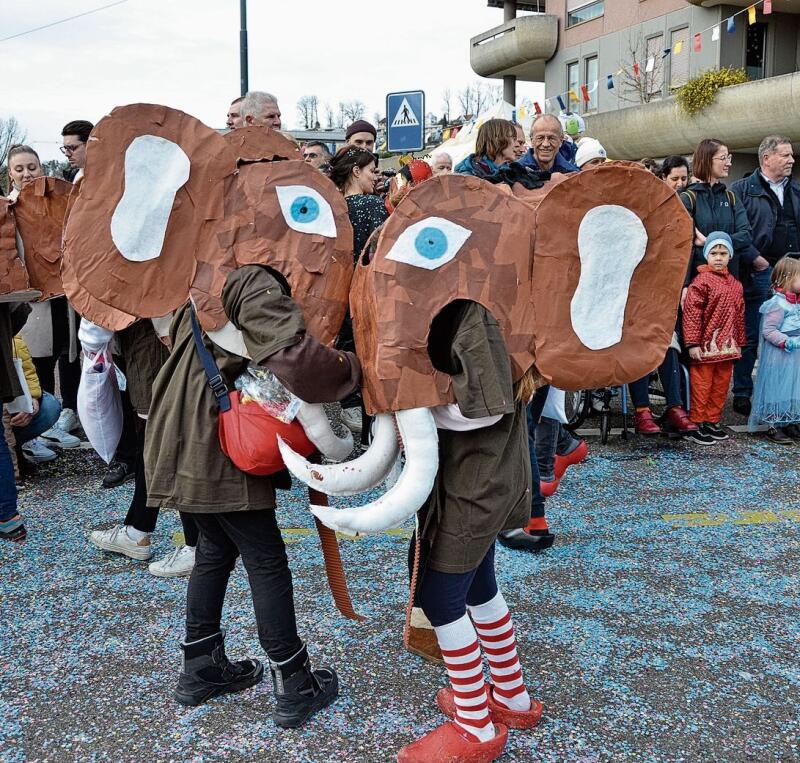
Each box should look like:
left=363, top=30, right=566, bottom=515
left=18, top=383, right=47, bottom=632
left=280, top=164, right=693, bottom=535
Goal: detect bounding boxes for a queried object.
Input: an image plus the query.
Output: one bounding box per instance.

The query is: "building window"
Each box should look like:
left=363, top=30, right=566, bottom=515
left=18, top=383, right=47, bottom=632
left=566, top=0, right=604, bottom=28
left=669, top=27, right=689, bottom=90
left=645, top=34, right=664, bottom=101
left=567, top=61, right=579, bottom=111
left=584, top=55, right=598, bottom=112
left=746, top=22, right=768, bottom=80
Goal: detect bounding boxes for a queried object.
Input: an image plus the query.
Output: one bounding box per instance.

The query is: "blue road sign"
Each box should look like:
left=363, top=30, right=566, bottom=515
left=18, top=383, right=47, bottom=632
left=386, top=90, right=425, bottom=152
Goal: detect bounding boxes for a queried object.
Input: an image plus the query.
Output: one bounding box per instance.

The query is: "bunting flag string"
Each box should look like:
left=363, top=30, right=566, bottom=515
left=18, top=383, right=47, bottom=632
left=533, top=0, right=767, bottom=117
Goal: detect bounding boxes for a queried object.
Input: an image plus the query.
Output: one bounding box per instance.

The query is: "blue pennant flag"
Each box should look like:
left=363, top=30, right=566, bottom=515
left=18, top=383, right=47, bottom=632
left=556, top=94, right=566, bottom=111
left=607, top=74, right=615, bottom=90
left=727, top=16, right=735, bottom=33
left=662, top=48, right=671, bottom=58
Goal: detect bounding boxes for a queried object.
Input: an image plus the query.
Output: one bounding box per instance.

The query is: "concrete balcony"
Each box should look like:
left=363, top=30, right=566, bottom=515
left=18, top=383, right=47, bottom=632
left=584, top=72, right=800, bottom=160
left=685, top=0, right=800, bottom=10
left=470, top=14, right=559, bottom=82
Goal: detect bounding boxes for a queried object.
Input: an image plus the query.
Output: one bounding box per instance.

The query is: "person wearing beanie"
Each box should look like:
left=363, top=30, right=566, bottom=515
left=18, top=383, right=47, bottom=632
left=576, top=138, right=607, bottom=170
left=384, top=159, right=433, bottom=213
left=682, top=231, right=746, bottom=445
left=345, top=120, right=377, bottom=152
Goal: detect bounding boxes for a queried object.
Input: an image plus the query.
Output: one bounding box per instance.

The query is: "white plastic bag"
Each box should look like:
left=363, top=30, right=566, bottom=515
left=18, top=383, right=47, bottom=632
left=77, top=347, right=123, bottom=463
left=6, top=358, right=33, bottom=415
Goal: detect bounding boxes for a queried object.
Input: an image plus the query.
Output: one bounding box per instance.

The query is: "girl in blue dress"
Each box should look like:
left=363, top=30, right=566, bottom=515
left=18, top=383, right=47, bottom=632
left=749, top=256, right=800, bottom=441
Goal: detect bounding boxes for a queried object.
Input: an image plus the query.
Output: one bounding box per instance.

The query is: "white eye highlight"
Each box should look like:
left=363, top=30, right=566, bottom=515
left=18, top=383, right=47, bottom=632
left=570, top=204, right=648, bottom=350
left=386, top=216, right=471, bottom=270
left=110, top=135, right=190, bottom=262
left=276, top=185, right=336, bottom=238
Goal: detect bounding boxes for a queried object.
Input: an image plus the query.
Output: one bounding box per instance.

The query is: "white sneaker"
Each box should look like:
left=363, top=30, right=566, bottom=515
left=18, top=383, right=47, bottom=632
left=148, top=545, right=195, bottom=578
left=22, top=437, right=58, bottom=463
left=40, top=426, right=81, bottom=448
left=89, top=524, right=153, bottom=561
left=341, top=407, right=362, bottom=434
left=56, top=407, right=79, bottom=433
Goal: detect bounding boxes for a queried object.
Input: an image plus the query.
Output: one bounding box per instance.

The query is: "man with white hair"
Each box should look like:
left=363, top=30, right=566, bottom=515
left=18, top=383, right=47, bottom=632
left=431, top=152, right=453, bottom=176
left=239, top=91, right=282, bottom=129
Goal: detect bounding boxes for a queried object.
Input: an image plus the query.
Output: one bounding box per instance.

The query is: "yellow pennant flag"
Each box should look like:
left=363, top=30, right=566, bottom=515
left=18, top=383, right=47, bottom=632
left=673, top=39, right=683, bottom=55
left=748, top=5, right=756, bottom=24
left=568, top=89, right=579, bottom=103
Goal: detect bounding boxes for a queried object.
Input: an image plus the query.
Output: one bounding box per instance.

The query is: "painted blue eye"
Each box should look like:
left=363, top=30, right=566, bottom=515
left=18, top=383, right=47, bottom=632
left=387, top=216, right=471, bottom=271
left=414, top=227, right=448, bottom=260
left=276, top=185, right=336, bottom=237
left=290, top=196, right=319, bottom=224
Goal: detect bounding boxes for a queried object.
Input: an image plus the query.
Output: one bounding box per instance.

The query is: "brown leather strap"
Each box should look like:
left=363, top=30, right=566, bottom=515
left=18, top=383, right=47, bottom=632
left=309, top=487, right=366, bottom=622
left=403, top=525, right=422, bottom=648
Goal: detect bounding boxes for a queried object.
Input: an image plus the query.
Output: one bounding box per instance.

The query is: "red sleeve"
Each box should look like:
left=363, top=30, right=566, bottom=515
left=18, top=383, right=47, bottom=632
left=681, top=279, right=707, bottom=347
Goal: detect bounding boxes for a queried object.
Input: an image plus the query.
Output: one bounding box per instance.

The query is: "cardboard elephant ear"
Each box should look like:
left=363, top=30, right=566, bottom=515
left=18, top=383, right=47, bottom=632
left=62, top=103, right=237, bottom=328
left=223, top=126, right=302, bottom=163
left=531, top=162, right=693, bottom=391
left=0, top=198, right=40, bottom=303
left=351, top=174, right=536, bottom=415
left=13, top=176, right=74, bottom=300
left=192, top=159, right=353, bottom=345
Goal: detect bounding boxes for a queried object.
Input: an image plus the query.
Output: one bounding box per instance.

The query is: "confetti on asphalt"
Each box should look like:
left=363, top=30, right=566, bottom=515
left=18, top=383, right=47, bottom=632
left=1, top=424, right=799, bottom=762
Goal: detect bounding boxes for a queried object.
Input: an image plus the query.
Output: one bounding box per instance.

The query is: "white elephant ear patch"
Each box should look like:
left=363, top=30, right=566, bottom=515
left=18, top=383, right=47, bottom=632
left=570, top=205, right=648, bottom=350
left=110, top=135, right=191, bottom=262
left=386, top=216, right=471, bottom=271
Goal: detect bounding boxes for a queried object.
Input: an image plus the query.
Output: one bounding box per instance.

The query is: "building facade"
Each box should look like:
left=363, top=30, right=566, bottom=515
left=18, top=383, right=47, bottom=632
left=471, top=1, right=800, bottom=162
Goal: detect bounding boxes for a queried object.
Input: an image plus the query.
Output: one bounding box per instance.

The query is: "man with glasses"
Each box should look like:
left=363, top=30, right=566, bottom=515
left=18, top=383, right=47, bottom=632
left=519, top=114, right=579, bottom=174
left=302, top=141, right=332, bottom=171
left=60, top=120, right=93, bottom=180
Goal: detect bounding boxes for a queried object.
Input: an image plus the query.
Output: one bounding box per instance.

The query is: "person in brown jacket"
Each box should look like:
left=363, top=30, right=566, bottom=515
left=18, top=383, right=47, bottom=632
left=682, top=232, right=746, bottom=444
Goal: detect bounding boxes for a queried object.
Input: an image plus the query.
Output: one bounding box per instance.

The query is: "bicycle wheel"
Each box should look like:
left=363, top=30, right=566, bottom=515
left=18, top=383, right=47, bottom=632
left=564, top=390, right=589, bottom=430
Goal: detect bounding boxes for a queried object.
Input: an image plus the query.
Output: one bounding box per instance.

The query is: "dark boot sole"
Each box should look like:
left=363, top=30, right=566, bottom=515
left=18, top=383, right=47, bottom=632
left=273, top=674, right=339, bottom=729
left=175, top=663, right=264, bottom=706
left=497, top=533, right=555, bottom=553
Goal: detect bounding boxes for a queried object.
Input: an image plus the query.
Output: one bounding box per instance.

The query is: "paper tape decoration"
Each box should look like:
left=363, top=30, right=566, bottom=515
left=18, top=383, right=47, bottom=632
left=0, top=199, right=39, bottom=303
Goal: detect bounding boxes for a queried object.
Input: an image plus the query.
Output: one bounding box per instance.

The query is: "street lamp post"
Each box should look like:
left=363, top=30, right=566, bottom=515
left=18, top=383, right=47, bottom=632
left=240, top=0, right=249, bottom=96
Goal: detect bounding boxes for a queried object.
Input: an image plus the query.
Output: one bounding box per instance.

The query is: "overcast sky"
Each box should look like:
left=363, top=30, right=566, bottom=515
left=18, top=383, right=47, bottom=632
left=2, top=0, right=545, bottom=162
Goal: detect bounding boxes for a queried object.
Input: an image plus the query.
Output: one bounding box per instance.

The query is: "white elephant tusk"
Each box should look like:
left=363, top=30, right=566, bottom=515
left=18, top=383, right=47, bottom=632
left=309, top=407, right=439, bottom=535
left=278, top=412, right=399, bottom=496
left=295, top=402, right=353, bottom=463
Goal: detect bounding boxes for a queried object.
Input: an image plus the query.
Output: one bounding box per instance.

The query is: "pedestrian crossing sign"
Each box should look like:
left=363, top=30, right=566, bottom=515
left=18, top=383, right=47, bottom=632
left=386, top=90, right=425, bottom=152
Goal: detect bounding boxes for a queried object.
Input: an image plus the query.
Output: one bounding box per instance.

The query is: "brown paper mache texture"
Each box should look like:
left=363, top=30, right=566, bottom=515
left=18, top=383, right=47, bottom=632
left=530, top=162, right=693, bottom=391
left=192, top=159, right=354, bottom=346
left=351, top=174, right=536, bottom=415
left=0, top=199, right=38, bottom=303
left=13, top=176, right=73, bottom=300
left=223, top=126, right=302, bottom=163
left=62, top=103, right=237, bottom=329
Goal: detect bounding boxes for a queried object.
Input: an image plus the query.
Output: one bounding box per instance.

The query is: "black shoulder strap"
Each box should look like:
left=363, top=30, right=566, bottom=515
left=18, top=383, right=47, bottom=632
left=682, top=189, right=696, bottom=216
left=189, top=304, right=231, bottom=413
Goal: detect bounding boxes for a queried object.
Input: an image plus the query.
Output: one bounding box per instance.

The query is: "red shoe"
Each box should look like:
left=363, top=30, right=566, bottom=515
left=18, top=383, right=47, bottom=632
left=634, top=409, right=661, bottom=436
left=540, top=477, right=559, bottom=497
left=661, top=405, right=698, bottom=434
left=554, top=438, right=588, bottom=479
left=436, top=686, right=544, bottom=730
left=397, top=720, right=508, bottom=763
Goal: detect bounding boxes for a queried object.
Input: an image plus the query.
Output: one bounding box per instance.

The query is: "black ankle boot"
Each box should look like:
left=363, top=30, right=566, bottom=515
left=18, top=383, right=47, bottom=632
left=270, top=643, right=338, bottom=728
left=174, top=631, right=263, bottom=706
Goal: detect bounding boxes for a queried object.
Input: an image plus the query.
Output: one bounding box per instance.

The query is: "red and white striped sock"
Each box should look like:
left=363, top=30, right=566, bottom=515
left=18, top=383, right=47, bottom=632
left=434, top=614, right=495, bottom=743
left=468, top=591, right=531, bottom=712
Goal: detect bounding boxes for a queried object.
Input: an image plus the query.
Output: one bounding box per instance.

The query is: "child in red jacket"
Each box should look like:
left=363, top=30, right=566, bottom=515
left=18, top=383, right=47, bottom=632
left=682, top=232, right=746, bottom=445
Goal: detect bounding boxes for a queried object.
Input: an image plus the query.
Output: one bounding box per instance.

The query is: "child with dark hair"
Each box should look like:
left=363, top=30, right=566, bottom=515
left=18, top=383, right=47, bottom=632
left=682, top=232, right=746, bottom=445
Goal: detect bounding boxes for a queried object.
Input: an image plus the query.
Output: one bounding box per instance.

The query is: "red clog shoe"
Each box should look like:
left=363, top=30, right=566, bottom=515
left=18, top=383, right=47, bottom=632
left=554, top=438, right=588, bottom=479
left=661, top=405, right=698, bottom=435
left=397, top=720, right=508, bottom=763
left=540, top=477, right=559, bottom=497
left=436, top=686, right=544, bottom=730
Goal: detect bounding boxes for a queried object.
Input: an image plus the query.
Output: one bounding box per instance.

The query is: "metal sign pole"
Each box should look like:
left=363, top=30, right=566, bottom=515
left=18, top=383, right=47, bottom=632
left=239, top=0, right=249, bottom=97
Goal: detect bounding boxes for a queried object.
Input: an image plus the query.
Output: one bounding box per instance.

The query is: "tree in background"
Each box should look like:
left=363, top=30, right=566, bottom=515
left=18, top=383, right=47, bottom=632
left=340, top=100, right=366, bottom=125
left=0, top=116, right=27, bottom=193
left=457, top=81, right=502, bottom=119
left=441, top=88, right=452, bottom=124
left=296, top=95, right=320, bottom=129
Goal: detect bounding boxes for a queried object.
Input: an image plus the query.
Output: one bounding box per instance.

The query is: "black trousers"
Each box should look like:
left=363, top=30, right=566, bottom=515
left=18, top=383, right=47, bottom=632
left=123, top=418, right=198, bottom=544
left=186, top=510, right=302, bottom=662
left=112, top=355, right=139, bottom=468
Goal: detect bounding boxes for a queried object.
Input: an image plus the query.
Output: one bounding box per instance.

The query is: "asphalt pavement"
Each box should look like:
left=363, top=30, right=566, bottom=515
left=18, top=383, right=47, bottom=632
left=2, top=414, right=799, bottom=762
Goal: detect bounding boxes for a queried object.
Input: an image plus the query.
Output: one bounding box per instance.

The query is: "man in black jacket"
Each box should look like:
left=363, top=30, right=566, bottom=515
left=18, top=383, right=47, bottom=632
left=731, top=136, right=799, bottom=417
